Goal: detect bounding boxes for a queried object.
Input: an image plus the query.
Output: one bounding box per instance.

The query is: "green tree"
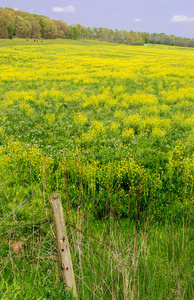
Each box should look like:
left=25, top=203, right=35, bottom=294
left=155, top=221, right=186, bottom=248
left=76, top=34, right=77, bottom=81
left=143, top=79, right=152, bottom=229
left=15, top=16, right=31, bottom=38
left=4, top=7, right=16, bottom=16
left=114, top=29, right=123, bottom=43
left=6, top=21, right=15, bottom=39
left=85, top=27, right=93, bottom=39
left=124, top=30, right=144, bottom=45
left=53, top=20, right=70, bottom=38
left=92, top=27, right=100, bottom=39
left=149, top=33, right=161, bottom=44
left=28, top=17, right=41, bottom=39
left=75, top=24, right=85, bottom=39
left=70, top=26, right=80, bottom=39
left=99, top=27, right=113, bottom=42
left=39, top=18, right=57, bottom=39
left=0, top=9, right=14, bottom=38
left=141, top=32, right=150, bottom=44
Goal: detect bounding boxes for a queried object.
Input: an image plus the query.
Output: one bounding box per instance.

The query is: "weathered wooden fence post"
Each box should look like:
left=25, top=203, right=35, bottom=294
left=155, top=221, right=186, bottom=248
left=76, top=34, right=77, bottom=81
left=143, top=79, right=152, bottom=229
left=49, top=193, right=77, bottom=298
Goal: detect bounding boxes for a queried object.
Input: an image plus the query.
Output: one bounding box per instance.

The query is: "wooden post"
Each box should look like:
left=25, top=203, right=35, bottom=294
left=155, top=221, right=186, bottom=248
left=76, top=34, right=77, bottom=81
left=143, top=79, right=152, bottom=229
left=49, top=193, right=77, bottom=298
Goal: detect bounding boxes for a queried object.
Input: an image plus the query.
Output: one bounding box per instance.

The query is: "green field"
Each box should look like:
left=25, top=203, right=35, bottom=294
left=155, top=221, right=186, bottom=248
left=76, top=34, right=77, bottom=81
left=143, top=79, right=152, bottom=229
left=0, top=38, right=193, bottom=299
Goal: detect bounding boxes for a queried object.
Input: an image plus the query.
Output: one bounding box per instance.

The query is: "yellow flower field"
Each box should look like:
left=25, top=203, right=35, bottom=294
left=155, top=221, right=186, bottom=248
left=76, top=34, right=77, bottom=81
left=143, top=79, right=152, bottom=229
left=0, top=39, right=193, bottom=220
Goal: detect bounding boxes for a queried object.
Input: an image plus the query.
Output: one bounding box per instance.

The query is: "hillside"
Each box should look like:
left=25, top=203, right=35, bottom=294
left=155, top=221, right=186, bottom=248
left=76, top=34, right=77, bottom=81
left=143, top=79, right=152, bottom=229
left=0, top=7, right=194, bottom=47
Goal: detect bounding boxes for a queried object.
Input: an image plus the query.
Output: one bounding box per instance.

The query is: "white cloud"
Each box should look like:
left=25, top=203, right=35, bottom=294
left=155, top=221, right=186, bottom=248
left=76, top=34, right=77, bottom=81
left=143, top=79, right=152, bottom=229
left=133, top=18, right=141, bottom=22
left=171, top=15, right=194, bottom=22
left=52, top=6, right=75, bottom=14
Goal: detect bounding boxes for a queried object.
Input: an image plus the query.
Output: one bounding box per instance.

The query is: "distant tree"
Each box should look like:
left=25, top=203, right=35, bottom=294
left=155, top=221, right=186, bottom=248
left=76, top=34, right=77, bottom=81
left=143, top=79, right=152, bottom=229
left=15, top=16, right=31, bottom=38
left=27, top=17, right=41, bottom=39
left=14, top=9, right=31, bottom=18
left=124, top=30, right=144, bottom=45
left=0, top=9, right=14, bottom=38
left=162, top=35, right=174, bottom=45
left=53, top=20, right=70, bottom=38
left=4, top=7, right=15, bottom=13
left=4, top=7, right=16, bottom=18
left=75, top=24, right=85, bottom=39
left=39, top=18, right=57, bottom=39
left=92, top=27, right=97, bottom=38
left=141, top=32, right=150, bottom=44
left=114, top=29, right=123, bottom=43
left=99, top=28, right=113, bottom=42
left=174, top=37, right=190, bottom=47
left=92, top=27, right=102, bottom=39
left=149, top=33, right=160, bottom=44
left=86, top=27, right=93, bottom=39
left=123, top=30, right=132, bottom=44
left=188, top=39, right=194, bottom=47
left=70, top=26, right=80, bottom=39
left=124, top=30, right=135, bottom=45
left=6, top=21, right=15, bottom=39
left=136, top=32, right=146, bottom=45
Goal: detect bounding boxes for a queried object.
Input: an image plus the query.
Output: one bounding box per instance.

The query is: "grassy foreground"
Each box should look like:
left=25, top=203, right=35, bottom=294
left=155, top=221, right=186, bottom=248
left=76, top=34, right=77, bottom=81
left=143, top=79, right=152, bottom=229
left=0, top=39, right=194, bottom=299
left=1, top=215, right=193, bottom=299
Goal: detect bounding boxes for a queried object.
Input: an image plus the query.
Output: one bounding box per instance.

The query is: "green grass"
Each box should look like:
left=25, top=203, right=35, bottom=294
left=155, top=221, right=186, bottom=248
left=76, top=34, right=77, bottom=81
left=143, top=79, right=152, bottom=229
left=0, top=38, right=119, bottom=47
left=0, top=216, right=193, bottom=299
left=0, top=38, right=193, bottom=299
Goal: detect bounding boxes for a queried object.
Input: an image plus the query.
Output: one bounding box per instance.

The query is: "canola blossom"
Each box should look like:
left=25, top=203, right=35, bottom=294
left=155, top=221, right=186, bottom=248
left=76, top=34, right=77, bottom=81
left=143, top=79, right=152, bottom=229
left=0, top=41, right=193, bottom=221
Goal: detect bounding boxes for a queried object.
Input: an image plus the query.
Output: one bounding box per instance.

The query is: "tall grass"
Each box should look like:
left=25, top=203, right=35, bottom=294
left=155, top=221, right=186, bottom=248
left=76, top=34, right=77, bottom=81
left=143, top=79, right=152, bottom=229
left=0, top=206, right=193, bottom=299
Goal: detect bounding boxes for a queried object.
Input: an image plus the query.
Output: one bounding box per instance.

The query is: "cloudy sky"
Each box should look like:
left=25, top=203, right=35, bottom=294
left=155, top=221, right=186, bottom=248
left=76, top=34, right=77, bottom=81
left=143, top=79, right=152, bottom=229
left=1, top=0, right=194, bottom=38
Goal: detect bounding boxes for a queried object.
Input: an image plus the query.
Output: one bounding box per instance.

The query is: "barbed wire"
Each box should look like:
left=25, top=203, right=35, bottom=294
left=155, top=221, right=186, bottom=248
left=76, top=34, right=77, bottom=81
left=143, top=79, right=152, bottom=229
left=1, top=209, right=193, bottom=276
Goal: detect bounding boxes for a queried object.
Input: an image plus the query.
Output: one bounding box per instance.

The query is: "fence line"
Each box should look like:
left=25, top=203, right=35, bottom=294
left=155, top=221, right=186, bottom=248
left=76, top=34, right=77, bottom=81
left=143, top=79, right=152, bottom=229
left=0, top=212, right=193, bottom=274
left=0, top=191, right=193, bottom=299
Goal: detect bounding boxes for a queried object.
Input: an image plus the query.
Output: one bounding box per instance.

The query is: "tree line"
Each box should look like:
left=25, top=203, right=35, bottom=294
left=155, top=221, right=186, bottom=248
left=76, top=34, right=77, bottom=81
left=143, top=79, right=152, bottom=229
left=0, top=7, right=194, bottom=47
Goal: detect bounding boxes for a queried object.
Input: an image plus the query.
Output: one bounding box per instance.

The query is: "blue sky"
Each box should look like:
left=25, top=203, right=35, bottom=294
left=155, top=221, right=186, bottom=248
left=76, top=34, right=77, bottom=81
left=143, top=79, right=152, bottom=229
left=1, top=0, right=194, bottom=38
